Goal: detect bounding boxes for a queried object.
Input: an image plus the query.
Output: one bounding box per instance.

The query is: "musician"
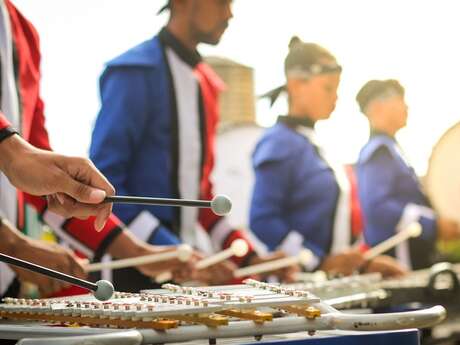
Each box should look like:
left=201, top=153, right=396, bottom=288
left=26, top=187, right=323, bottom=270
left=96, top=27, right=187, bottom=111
left=355, top=79, right=460, bottom=269
left=250, top=37, right=405, bottom=277
left=90, top=0, right=297, bottom=289
left=0, top=0, right=195, bottom=298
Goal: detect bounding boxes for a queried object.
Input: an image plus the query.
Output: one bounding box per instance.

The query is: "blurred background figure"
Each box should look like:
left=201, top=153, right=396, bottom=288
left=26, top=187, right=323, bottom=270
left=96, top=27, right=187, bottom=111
left=355, top=79, right=460, bottom=270
left=250, top=37, right=405, bottom=278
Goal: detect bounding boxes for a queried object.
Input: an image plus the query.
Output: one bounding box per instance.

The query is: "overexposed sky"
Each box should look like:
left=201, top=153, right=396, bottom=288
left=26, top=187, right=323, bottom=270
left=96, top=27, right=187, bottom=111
left=15, top=0, right=460, bottom=175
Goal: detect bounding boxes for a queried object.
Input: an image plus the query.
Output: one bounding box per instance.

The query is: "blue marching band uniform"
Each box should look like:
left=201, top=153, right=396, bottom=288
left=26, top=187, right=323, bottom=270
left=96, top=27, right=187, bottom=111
left=90, top=28, right=256, bottom=290
left=250, top=116, right=359, bottom=269
left=357, top=131, right=437, bottom=269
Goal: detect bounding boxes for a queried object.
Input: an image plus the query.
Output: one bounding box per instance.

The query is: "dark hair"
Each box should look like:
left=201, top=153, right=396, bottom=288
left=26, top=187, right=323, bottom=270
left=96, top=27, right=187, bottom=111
left=284, top=36, right=338, bottom=77
left=356, top=79, right=405, bottom=114
left=261, top=36, right=340, bottom=106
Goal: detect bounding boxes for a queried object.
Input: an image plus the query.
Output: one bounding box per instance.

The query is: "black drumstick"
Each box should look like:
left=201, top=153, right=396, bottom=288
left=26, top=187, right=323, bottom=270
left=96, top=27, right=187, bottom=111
left=0, top=253, right=114, bottom=301
left=104, top=194, right=232, bottom=216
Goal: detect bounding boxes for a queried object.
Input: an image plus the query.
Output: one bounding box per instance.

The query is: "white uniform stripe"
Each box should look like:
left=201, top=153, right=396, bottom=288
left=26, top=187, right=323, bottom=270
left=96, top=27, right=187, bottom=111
left=278, top=231, right=304, bottom=257
left=395, top=203, right=436, bottom=269
left=128, top=210, right=160, bottom=242
left=165, top=48, right=201, bottom=248
left=278, top=231, right=321, bottom=271
left=43, top=210, right=93, bottom=259
left=209, top=218, right=234, bottom=252
left=0, top=1, right=19, bottom=228
left=295, top=127, right=351, bottom=254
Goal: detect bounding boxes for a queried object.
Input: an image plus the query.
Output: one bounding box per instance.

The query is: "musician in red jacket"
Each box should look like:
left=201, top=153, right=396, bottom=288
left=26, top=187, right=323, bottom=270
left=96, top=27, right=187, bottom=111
left=0, top=0, right=194, bottom=297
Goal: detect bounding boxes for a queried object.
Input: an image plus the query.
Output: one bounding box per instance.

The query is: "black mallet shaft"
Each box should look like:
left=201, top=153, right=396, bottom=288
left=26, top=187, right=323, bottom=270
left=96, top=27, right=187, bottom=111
left=0, top=253, right=114, bottom=301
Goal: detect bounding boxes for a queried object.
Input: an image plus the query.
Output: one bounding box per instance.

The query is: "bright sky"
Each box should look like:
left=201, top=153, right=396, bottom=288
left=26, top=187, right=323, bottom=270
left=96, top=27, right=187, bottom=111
left=15, top=0, right=460, bottom=175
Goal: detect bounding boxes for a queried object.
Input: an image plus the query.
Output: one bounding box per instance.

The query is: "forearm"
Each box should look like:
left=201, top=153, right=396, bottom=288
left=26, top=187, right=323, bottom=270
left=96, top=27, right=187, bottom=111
left=0, top=217, right=30, bottom=256
left=0, top=132, right=23, bottom=175
left=106, top=228, right=173, bottom=259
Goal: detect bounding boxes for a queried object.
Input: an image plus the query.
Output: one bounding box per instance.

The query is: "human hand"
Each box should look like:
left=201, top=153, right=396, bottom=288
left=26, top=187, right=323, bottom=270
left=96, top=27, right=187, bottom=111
left=0, top=135, right=114, bottom=230
left=319, top=250, right=365, bottom=276
left=246, top=251, right=301, bottom=283
left=364, top=255, right=407, bottom=278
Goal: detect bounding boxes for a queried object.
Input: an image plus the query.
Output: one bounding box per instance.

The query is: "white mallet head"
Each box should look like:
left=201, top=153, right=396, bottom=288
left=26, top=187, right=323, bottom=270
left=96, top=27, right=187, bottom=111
left=230, top=239, right=249, bottom=257
left=177, top=244, right=193, bottom=262
left=94, top=280, right=114, bottom=301
left=298, top=249, right=313, bottom=266
left=211, top=195, right=232, bottom=216
left=408, top=222, right=423, bottom=238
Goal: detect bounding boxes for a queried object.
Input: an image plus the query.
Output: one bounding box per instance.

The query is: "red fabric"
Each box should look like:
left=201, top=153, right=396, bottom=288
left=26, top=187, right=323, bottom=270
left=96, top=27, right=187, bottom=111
left=5, top=0, right=48, bottom=148
left=6, top=0, right=122, bottom=262
left=194, top=63, right=255, bottom=263
left=49, top=286, right=87, bottom=298
left=345, top=165, right=364, bottom=237
left=0, top=113, right=11, bottom=130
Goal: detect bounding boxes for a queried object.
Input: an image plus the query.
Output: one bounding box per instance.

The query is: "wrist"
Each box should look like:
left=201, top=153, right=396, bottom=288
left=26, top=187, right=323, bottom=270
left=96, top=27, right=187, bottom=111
left=107, top=229, right=150, bottom=259
left=0, top=218, right=29, bottom=256
left=0, top=134, right=28, bottom=174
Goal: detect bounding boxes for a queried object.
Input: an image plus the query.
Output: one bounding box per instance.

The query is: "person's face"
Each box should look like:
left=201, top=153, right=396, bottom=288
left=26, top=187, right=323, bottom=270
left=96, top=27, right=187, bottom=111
left=289, top=72, right=341, bottom=121
left=383, top=95, right=408, bottom=130
left=188, top=0, right=233, bottom=45
left=374, top=95, right=408, bottom=131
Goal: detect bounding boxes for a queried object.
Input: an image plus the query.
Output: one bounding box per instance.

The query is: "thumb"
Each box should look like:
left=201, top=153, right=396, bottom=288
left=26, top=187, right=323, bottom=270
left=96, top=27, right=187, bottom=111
left=61, top=176, right=107, bottom=203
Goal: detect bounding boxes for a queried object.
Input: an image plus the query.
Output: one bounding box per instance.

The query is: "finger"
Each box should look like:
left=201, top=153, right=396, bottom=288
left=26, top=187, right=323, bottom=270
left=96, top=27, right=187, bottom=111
left=94, top=203, right=112, bottom=232
left=48, top=193, right=107, bottom=220
left=57, top=157, right=115, bottom=203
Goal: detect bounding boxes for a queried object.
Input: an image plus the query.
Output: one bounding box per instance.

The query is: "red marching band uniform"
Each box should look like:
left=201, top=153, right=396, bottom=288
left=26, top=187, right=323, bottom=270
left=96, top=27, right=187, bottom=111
left=0, top=0, right=124, bottom=297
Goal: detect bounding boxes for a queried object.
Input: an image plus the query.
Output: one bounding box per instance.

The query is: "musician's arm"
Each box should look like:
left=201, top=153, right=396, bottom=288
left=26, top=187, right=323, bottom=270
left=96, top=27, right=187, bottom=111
left=358, top=147, right=437, bottom=245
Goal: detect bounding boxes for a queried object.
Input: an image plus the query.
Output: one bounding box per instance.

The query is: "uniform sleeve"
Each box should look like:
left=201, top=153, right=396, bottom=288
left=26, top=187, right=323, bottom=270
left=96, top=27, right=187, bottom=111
left=27, top=97, right=51, bottom=151
left=250, top=158, right=292, bottom=251
left=90, top=67, right=179, bottom=246
left=358, top=146, right=437, bottom=246
left=0, top=112, right=11, bottom=130
left=23, top=193, right=123, bottom=260
left=198, top=208, right=256, bottom=266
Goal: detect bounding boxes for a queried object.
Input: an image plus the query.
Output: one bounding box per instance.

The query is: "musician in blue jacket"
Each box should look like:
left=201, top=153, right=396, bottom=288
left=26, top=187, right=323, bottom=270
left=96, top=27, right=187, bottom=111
left=250, top=37, right=405, bottom=277
left=355, top=79, right=460, bottom=269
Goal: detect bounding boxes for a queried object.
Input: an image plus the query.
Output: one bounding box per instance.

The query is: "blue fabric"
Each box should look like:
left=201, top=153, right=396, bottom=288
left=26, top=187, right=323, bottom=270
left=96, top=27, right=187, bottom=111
left=90, top=36, right=178, bottom=245
left=250, top=123, right=338, bottom=260
left=356, top=134, right=437, bottom=248
left=149, top=225, right=181, bottom=245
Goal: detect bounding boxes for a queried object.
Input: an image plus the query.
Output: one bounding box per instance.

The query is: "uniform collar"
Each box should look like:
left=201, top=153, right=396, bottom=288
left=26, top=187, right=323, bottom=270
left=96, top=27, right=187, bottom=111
left=158, top=27, right=202, bottom=68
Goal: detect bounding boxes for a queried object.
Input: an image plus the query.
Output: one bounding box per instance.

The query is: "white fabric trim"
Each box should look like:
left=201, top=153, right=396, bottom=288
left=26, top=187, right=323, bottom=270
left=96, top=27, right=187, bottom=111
left=395, top=203, right=436, bottom=270
left=0, top=262, right=15, bottom=296
left=100, top=254, right=113, bottom=282
left=165, top=48, right=202, bottom=248
left=397, top=203, right=436, bottom=231
left=302, top=252, right=321, bottom=272
left=195, top=224, right=214, bottom=255
left=278, top=230, right=304, bottom=256
left=43, top=211, right=93, bottom=259
left=209, top=218, right=234, bottom=252
left=277, top=230, right=320, bottom=271
left=295, top=127, right=351, bottom=254
left=0, top=1, right=19, bottom=228
left=128, top=210, right=160, bottom=242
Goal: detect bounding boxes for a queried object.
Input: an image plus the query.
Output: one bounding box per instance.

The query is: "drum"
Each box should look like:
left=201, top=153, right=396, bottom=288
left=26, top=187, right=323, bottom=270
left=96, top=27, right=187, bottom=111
left=426, top=122, right=460, bottom=260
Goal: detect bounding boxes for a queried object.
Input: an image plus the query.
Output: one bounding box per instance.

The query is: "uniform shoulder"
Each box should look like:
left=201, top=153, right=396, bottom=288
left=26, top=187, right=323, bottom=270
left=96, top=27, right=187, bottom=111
left=253, top=124, right=311, bottom=167
left=106, top=36, right=163, bottom=68
left=358, top=135, right=399, bottom=164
